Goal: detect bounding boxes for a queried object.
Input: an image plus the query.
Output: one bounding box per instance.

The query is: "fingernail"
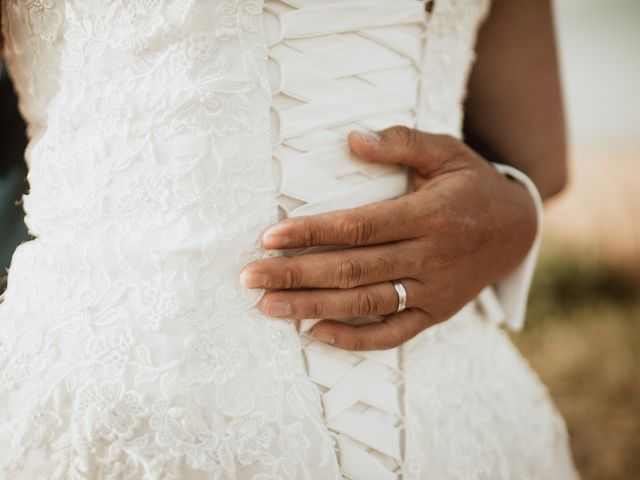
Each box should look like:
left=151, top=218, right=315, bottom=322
left=263, top=225, right=289, bottom=248
left=240, top=271, right=270, bottom=288
left=356, top=130, right=380, bottom=144
left=263, top=233, right=289, bottom=248
left=265, top=300, right=292, bottom=317
left=310, top=329, right=335, bottom=344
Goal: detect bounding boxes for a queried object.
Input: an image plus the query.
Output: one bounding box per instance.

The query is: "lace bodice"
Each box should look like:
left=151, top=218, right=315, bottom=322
left=0, top=1, right=579, bottom=479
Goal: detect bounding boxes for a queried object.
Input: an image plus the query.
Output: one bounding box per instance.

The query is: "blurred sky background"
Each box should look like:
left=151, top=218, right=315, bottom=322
left=556, top=0, right=640, bottom=151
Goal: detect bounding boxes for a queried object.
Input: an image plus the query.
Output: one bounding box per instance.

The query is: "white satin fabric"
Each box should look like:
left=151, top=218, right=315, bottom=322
left=0, top=0, right=578, bottom=478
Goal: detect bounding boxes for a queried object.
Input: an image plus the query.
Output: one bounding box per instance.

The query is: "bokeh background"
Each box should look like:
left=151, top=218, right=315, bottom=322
left=0, top=1, right=638, bottom=479
left=512, top=1, right=640, bottom=479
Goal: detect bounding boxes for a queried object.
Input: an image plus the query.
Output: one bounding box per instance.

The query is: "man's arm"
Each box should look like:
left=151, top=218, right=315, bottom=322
left=464, top=0, right=567, bottom=200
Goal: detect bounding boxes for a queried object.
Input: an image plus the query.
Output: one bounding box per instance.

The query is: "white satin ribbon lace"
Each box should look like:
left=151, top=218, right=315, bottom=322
left=264, top=1, right=429, bottom=478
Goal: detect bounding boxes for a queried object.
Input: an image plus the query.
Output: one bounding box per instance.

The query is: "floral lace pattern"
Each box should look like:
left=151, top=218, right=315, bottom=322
left=0, top=0, right=578, bottom=479
left=1, top=1, right=337, bottom=478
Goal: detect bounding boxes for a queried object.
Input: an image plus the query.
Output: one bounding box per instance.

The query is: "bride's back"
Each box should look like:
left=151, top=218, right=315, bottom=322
left=1, top=0, right=490, bottom=242
left=0, top=2, right=520, bottom=479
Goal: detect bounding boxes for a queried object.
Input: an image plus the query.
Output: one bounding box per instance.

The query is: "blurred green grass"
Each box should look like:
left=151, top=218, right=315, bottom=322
left=512, top=244, right=640, bottom=480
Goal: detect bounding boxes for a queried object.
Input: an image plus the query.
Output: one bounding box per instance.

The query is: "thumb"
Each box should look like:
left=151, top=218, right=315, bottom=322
left=348, top=126, right=465, bottom=177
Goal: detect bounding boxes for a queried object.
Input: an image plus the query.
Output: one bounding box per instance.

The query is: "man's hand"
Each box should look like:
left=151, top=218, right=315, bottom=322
left=241, top=126, right=538, bottom=351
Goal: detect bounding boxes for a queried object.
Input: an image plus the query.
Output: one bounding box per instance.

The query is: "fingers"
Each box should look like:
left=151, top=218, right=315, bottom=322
left=262, top=126, right=475, bottom=250
left=308, top=308, right=436, bottom=351
left=262, top=193, right=427, bottom=249
left=348, top=126, right=471, bottom=177
left=241, top=240, right=423, bottom=290
left=260, top=278, right=422, bottom=320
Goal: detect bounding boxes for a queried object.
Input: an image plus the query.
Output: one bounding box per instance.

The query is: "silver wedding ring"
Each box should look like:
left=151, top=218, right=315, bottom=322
left=392, top=280, right=407, bottom=313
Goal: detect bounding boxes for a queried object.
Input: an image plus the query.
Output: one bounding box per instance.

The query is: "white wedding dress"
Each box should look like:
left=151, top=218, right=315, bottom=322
left=0, top=0, right=579, bottom=479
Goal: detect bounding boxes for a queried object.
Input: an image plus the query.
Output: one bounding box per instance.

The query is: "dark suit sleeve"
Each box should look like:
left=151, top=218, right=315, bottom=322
left=0, top=64, right=28, bottom=178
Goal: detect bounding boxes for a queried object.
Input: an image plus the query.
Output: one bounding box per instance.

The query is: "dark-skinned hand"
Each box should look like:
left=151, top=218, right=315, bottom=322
left=240, top=126, right=538, bottom=351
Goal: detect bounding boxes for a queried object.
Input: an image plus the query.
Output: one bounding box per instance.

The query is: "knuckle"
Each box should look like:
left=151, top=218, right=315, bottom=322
left=351, top=335, right=369, bottom=352
left=261, top=293, right=285, bottom=315
left=301, top=221, right=317, bottom=247
left=303, top=300, right=324, bottom=319
left=372, top=253, right=395, bottom=278
left=389, top=125, right=414, bottom=148
left=354, top=293, right=375, bottom=317
left=354, top=290, right=385, bottom=317
left=280, top=259, right=303, bottom=289
left=288, top=296, right=322, bottom=319
left=388, top=126, right=425, bottom=162
left=337, top=258, right=363, bottom=289
left=344, top=215, right=375, bottom=246
left=424, top=250, right=454, bottom=272
left=428, top=207, right=459, bottom=235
